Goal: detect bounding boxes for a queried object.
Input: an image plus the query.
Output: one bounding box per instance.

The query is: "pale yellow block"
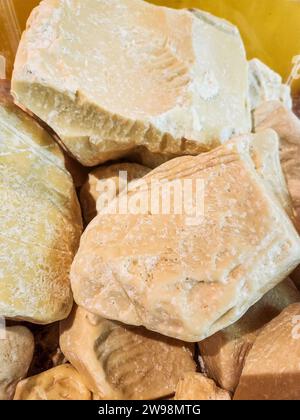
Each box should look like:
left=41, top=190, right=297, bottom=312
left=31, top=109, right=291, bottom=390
left=0, top=93, right=82, bottom=324
left=175, top=372, right=231, bottom=400
left=71, top=133, right=300, bottom=342
left=60, top=306, right=196, bottom=400
left=14, top=365, right=92, bottom=400
left=0, top=326, right=34, bottom=400
left=12, top=0, right=250, bottom=166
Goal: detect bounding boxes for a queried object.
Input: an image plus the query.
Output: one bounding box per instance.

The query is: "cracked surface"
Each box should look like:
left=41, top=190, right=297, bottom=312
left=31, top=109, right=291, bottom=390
left=175, top=372, right=231, bottom=400
left=254, top=101, right=300, bottom=231
left=12, top=0, right=250, bottom=166
left=13, top=364, right=91, bottom=400
left=60, top=306, right=196, bottom=400
left=234, top=303, right=300, bottom=400
left=0, top=95, right=82, bottom=323
left=71, top=132, right=300, bottom=342
left=0, top=326, right=34, bottom=400
left=199, top=278, right=300, bottom=392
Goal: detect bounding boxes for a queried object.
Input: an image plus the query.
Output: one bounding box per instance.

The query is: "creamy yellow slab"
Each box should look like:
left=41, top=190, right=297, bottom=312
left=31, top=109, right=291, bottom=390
left=60, top=306, right=196, bottom=400
left=0, top=92, right=82, bottom=323
left=199, top=279, right=300, bottom=392
left=71, top=132, right=300, bottom=342
left=234, top=303, right=300, bottom=400
left=0, top=326, right=34, bottom=400
left=14, top=364, right=92, bottom=400
left=12, top=0, right=251, bottom=166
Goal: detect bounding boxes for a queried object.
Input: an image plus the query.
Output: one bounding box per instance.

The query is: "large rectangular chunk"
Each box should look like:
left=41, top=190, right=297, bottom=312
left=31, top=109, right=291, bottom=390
left=234, top=303, right=300, bottom=400
left=0, top=85, right=82, bottom=324
left=198, top=279, right=300, bottom=392
left=70, top=131, right=300, bottom=342
left=11, top=0, right=251, bottom=166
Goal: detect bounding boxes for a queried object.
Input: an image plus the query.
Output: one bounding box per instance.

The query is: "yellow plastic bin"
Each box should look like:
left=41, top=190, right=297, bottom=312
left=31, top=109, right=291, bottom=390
left=153, top=0, right=300, bottom=93
left=0, top=0, right=20, bottom=78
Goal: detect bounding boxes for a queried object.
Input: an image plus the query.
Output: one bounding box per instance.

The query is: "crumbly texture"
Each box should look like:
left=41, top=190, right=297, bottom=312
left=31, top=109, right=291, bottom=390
left=80, top=163, right=151, bottom=224
left=234, top=303, right=300, bottom=400
left=71, top=132, right=300, bottom=342
left=11, top=0, right=250, bottom=166
left=13, top=364, right=92, bottom=400
left=0, top=95, right=82, bottom=323
left=248, top=59, right=292, bottom=111
left=254, top=101, right=300, bottom=230
left=2, top=1, right=300, bottom=402
left=198, top=279, right=300, bottom=392
left=60, top=306, right=196, bottom=400
left=0, top=326, right=34, bottom=400
left=248, top=129, right=294, bottom=219
left=174, top=372, right=231, bottom=400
